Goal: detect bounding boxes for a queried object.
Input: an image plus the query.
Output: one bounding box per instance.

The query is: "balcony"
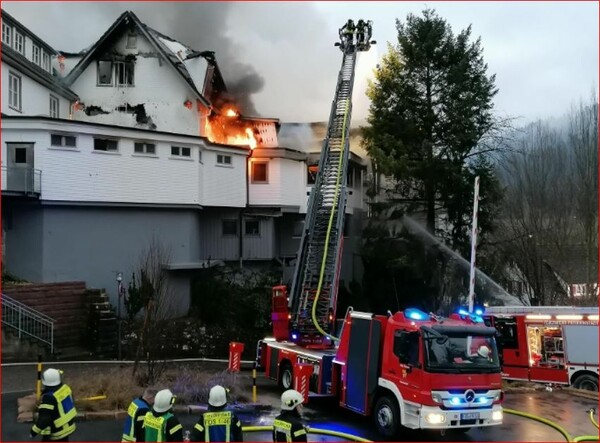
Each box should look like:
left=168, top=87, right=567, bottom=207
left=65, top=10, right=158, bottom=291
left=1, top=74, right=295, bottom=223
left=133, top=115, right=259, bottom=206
left=1, top=166, right=42, bottom=196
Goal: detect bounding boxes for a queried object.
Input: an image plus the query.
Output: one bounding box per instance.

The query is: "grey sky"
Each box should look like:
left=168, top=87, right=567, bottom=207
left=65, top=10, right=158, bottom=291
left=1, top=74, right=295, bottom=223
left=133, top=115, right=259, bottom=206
left=4, top=1, right=598, bottom=125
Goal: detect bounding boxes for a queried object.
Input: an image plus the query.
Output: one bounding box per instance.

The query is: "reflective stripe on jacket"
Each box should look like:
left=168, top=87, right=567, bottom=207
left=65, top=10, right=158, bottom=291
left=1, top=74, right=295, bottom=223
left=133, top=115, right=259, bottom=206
left=31, top=384, right=77, bottom=441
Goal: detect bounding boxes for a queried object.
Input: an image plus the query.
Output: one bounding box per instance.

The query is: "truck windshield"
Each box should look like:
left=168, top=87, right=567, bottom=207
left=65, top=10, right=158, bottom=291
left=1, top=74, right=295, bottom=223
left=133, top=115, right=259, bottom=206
left=424, top=333, right=501, bottom=373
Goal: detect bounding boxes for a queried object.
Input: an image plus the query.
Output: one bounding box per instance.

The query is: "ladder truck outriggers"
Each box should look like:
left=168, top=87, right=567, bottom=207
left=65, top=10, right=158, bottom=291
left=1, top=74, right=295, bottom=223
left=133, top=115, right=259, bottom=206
left=255, top=22, right=504, bottom=438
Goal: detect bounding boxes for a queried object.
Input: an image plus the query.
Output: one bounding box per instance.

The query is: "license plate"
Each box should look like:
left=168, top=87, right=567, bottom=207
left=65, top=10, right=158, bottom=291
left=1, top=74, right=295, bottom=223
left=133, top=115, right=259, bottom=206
left=461, top=412, right=480, bottom=420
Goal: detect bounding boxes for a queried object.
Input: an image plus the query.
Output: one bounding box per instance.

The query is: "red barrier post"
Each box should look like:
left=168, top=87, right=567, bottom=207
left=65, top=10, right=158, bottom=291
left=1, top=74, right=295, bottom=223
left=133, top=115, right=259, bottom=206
left=228, top=342, right=245, bottom=372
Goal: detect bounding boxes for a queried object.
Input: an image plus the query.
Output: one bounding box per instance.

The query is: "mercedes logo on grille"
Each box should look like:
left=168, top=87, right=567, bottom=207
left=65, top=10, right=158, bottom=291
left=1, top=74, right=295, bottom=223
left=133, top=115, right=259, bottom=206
left=465, top=390, right=476, bottom=403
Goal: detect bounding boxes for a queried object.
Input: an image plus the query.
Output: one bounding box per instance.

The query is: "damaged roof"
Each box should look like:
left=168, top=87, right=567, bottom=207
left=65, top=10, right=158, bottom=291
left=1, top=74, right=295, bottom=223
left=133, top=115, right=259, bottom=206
left=63, top=10, right=212, bottom=108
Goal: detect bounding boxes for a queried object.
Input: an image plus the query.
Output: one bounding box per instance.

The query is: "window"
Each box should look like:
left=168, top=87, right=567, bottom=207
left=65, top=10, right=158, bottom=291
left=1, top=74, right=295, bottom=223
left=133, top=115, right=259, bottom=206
left=222, top=220, right=238, bottom=236
left=115, top=61, right=134, bottom=86
left=94, top=138, right=118, bottom=152
left=32, top=45, right=40, bottom=65
left=217, top=154, right=232, bottom=165
left=346, top=166, right=354, bottom=188
left=134, top=142, right=156, bottom=155
left=171, top=146, right=191, bottom=157
left=245, top=219, right=260, bottom=236
left=8, top=72, right=21, bottom=111
left=251, top=162, right=268, bottom=183
left=42, top=51, right=50, bottom=72
left=97, top=61, right=113, bottom=85
left=126, top=34, right=137, bottom=49
left=393, top=331, right=420, bottom=366
left=2, top=23, right=11, bottom=46
left=14, top=147, right=27, bottom=164
left=494, top=318, right=518, bottom=350
left=51, top=134, right=76, bottom=148
left=292, top=220, right=304, bottom=237
left=14, top=31, right=24, bottom=54
left=49, top=96, right=59, bottom=118
left=307, top=164, right=318, bottom=185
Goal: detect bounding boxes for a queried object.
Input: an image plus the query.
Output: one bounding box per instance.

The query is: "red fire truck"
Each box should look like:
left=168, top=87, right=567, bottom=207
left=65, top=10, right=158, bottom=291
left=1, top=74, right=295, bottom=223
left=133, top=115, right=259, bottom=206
left=254, top=24, right=504, bottom=438
left=258, top=302, right=504, bottom=437
left=485, top=306, right=599, bottom=391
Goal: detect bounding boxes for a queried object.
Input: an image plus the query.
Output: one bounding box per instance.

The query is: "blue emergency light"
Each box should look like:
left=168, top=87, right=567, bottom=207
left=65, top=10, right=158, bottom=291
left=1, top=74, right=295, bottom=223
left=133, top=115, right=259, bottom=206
left=450, top=397, right=461, bottom=405
left=405, top=308, right=429, bottom=321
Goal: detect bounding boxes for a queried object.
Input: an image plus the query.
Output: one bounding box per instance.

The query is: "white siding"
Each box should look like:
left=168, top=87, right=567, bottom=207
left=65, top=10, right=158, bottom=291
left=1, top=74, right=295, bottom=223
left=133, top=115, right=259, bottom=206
left=202, top=149, right=247, bottom=207
left=70, top=32, right=204, bottom=135
left=1, top=120, right=248, bottom=207
left=1, top=63, right=71, bottom=117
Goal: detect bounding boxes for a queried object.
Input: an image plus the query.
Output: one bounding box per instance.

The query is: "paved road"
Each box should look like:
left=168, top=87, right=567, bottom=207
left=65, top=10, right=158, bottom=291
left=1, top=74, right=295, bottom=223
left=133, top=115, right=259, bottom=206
left=2, top=363, right=598, bottom=442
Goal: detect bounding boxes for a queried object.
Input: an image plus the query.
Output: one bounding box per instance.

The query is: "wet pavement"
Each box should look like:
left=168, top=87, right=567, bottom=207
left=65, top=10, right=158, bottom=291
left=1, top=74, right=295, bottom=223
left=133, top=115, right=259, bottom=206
left=2, top=362, right=598, bottom=442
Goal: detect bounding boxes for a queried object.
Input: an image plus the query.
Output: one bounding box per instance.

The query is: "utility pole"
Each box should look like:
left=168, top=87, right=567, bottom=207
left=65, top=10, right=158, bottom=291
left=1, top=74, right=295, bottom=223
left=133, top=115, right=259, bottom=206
left=468, top=176, right=480, bottom=313
left=116, top=272, right=123, bottom=360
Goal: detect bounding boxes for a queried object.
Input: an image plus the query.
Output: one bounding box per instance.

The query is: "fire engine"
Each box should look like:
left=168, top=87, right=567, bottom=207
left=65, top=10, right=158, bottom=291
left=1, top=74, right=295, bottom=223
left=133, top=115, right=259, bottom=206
left=485, top=306, right=599, bottom=391
left=254, top=23, right=505, bottom=438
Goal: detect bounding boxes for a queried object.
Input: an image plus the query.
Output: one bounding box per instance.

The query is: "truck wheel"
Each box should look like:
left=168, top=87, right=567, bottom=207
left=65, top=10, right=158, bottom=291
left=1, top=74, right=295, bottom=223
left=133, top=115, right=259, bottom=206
left=373, top=395, right=400, bottom=438
left=279, top=363, right=293, bottom=390
left=573, top=374, right=599, bottom=391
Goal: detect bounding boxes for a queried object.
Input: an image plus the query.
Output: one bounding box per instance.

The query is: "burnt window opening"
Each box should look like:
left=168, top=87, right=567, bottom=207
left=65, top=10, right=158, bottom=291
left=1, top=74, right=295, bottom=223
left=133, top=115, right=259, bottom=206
left=134, top=142, right=156, bottom=155
left=94, top=138, right=118, bottom=152
left=245, top=219, right=260, bottom=236
left=171, top=146, right=191, bottom=157
left=126, top=34, right=137, bottom=49
left=97, top=61, right=113, bottom=85
left=251, top=162, right=268, bottom=184
left=14, top=148, right=27, bottom=164
left=307, top=164, right=318, bottom=185
left=217, top=154, right=232, bottom=166
left=84, top=106, right=110, bottom=117
left=51, top=134, right=76, bottom=148
left=222, top=219, right=238, bottom=236
left=116, top=61, right=134, bottom=86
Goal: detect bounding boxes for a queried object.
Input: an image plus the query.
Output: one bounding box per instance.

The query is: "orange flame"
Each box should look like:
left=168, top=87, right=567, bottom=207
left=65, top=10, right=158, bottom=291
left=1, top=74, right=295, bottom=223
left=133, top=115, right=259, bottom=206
left=206, top=105, right=257, bottom=149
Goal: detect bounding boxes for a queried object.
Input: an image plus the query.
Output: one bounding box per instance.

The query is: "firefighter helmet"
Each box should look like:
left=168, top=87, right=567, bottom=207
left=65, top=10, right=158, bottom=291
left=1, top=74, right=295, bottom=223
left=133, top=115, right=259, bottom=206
left=477, top=346, right=490, bottom=359
left=41, top=368, right=62, bottom=387
left=281, top=389, right=304, bottom=411
left=153, top=389, right=175, bottom=413
left=208, top=385, right=228, bottom=407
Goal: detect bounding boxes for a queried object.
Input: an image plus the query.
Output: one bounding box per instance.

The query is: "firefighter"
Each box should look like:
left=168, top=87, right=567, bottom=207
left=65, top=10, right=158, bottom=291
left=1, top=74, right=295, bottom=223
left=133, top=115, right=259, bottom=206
left=190, top=385, right=243, bottom=442
left=356, top=19, right=367, bottom=47
left=339, top=19, right=356, bottom=46
left=471, top=345, right=492, bottom=364
left=272, top=390, right=308, bottom=442
left=30, top=368, right=77, bottom=442
left=122, top=388, right=157, bottom=442
left=142, top=389, right=183, bottom=442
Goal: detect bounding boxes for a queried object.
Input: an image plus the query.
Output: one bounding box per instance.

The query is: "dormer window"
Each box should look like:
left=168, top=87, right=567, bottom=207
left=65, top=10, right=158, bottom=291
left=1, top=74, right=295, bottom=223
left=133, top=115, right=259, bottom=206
left=42, top=51, right=50, bottom=72
left=14, top=31, right=24, bottom=55
left=32, top=45, right=40, bottom=65
left=2, top=23, right=11, bottom=46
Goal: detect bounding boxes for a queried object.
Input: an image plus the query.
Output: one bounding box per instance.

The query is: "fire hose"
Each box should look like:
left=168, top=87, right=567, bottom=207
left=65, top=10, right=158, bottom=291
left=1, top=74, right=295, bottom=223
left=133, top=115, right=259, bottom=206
left=241, top=425, right=373, bottom=442
left=589, top=409, right=599, bottom=429
left=504, top=408, right=599, bottom=442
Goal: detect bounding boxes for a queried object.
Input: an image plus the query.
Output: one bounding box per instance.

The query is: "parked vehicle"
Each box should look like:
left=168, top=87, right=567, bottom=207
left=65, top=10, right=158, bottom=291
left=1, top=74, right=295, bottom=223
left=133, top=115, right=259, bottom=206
left=485, top=306, right=599, bottom=391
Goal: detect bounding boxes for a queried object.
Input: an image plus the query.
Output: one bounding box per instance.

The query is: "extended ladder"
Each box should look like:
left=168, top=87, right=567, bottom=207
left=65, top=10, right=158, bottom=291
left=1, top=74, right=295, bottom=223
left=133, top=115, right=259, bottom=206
left=289, top=28, right=373, bottom=348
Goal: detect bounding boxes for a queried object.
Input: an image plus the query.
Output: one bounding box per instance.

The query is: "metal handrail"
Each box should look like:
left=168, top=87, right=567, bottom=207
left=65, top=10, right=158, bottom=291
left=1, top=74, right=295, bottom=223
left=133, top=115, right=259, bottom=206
left=1, top=293, right=55, bottom=353
left=1, top=165, right=42, bottom=194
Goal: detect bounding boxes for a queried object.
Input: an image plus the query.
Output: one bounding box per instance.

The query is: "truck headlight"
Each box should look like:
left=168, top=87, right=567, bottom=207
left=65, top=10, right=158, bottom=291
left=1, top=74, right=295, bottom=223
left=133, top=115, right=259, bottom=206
left=425, top=413, right=446, bottom=424
left=492, top=410, right=503, bottom=421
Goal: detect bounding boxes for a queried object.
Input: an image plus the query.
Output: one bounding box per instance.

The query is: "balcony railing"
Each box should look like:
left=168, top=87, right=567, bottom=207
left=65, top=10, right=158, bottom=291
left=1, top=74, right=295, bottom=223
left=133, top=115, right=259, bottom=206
left=1, top=166, right=42, bottom=195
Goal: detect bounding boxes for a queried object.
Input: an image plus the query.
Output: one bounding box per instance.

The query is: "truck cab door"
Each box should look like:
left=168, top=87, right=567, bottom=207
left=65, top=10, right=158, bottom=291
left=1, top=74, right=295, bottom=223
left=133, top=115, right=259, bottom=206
left=387, top=330, right=422, bottom=393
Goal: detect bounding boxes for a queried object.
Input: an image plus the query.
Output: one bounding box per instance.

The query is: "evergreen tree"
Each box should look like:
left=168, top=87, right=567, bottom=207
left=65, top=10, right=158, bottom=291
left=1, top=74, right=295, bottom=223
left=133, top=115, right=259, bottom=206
left=362, top=9, right=504, bottom=310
